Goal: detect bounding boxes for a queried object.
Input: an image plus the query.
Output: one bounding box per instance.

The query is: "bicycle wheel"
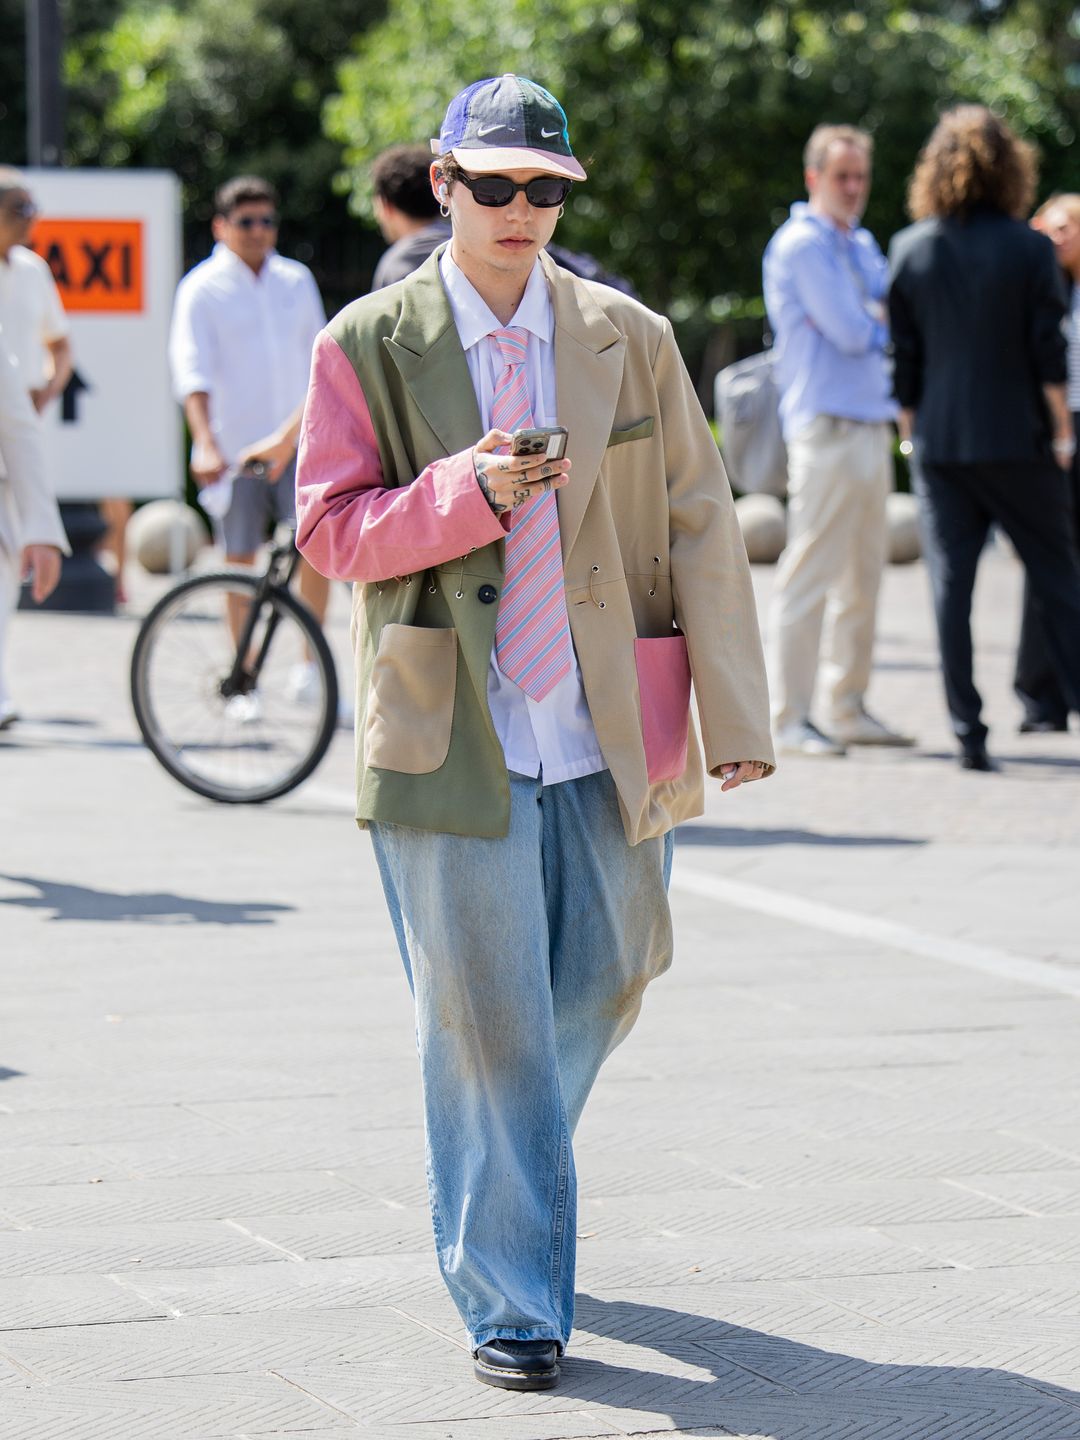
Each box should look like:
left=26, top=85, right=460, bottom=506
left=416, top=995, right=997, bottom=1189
left=131, top=570, right=339, bottom=803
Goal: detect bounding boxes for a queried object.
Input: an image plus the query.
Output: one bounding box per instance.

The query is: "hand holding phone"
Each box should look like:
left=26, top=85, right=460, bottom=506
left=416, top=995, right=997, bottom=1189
left=510, top=426, right=568, bottom=462
left=472, top=426, right=572, bottom=516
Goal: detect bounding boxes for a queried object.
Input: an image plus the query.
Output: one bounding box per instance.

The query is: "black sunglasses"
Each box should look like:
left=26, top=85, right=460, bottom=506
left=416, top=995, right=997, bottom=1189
left=3, top=198, right=37, bottom=220
left=231, top=213, right=279, bottom=230
left=456, top=173, right=572, bottom=209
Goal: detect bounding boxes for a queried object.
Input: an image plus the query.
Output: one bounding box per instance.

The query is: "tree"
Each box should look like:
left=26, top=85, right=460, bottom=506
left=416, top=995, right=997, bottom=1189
left=326, top=0, right=1073, bottom=324
left=6, top=0, right=386, bottom=311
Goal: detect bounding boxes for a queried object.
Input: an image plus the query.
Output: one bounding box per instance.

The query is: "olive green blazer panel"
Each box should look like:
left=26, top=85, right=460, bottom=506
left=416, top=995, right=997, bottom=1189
left=324, top=247, right=774, bottom=843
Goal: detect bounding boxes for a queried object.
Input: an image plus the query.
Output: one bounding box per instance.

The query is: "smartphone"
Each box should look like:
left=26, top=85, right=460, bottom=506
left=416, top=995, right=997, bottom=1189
left=511, top=426, right=569, bottom=461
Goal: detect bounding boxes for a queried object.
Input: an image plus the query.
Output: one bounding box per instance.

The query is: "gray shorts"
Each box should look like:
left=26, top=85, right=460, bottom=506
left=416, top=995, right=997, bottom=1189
left=220, top=461, right=296, bottom=556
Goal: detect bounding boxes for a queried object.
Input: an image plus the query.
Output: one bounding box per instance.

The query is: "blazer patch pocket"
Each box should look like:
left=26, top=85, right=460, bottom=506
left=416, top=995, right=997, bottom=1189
left=634, top=634, right=691, bottom=785
left=607, top=416, right=655, bottom=448
left=364, top=624, right=457, bottom=775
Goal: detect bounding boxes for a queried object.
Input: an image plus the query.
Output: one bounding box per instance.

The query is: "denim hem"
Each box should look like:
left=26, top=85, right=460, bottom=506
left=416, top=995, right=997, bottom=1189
left=471, top=1325, right=565, bottom=1355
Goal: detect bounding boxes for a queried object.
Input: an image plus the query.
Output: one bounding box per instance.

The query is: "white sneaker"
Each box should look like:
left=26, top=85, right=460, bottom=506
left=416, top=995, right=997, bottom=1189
left=288, top=661, right=321, bottom=706
left=832, top=710, right=915, bottom=747
left=775, top=720, right=846, bottom=757
left=224, top=692, right=261, bottom=724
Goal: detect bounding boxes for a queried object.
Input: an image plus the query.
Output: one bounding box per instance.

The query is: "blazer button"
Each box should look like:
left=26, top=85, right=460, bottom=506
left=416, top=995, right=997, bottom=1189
left=478, top=584, right=498, bottom=604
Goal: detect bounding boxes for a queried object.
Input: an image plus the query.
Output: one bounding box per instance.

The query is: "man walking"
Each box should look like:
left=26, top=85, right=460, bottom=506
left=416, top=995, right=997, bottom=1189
left=763, top=125, right=910, bottom=756
left=168, top=176, right=329, bottom=663
left=296, top=75, right=773, bottom=1391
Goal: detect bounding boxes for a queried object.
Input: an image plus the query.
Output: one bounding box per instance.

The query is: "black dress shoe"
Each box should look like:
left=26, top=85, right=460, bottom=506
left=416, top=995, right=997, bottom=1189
left=473, top=1338, right=560, bottom=1391
left=959, top=743, right=996, bottom=772
left=1018, top=717, right=1068, bottom=734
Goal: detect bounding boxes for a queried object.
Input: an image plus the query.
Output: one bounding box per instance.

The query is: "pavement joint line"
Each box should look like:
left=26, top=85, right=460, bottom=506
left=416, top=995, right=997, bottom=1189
left=106, top=1271, right=183, bottom=1318
left=939, top=1177, right=1044, bottom=1218
left=298, top=782, right=1080, bottom=998
left=671, top=861, right=1080, bottom=1000
left=222, top=1218, right=307, bottom=1262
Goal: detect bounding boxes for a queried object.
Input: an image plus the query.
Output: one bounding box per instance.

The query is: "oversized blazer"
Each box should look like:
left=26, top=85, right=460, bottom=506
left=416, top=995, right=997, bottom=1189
left=0, top=324, right=68, bottom=560
left=295, top=247, right=774, bottom=843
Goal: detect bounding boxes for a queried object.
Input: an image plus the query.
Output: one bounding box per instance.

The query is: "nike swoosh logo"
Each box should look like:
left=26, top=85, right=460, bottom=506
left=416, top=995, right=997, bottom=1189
left=540, top=128, right=561, bottom=139
left=477, top=124, right=505, bottom=136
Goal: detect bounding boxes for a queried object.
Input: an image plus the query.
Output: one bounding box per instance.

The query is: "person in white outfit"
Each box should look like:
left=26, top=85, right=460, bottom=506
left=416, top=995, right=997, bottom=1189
left=168, top=175, right=328, bottom=687
left=0, top=324, right=68, bottom=726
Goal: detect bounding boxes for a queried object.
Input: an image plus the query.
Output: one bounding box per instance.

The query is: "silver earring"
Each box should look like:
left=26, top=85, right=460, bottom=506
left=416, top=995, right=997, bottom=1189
left=558, top=204, right=565, bottom=218
left=440, top=202, right=450, bottom=218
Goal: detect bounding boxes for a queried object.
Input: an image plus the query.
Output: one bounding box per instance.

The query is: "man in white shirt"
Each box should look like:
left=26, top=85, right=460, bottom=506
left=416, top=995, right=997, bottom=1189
left=168, top=176, right=329, bottom=643
left=0, top=325, right=68, bottom=726
left=0, top=169, right=73, bottom=414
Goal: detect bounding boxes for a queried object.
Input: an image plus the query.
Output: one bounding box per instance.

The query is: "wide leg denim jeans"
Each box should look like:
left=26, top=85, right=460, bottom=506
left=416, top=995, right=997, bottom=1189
left=369, top=769, right=674, bottom=1353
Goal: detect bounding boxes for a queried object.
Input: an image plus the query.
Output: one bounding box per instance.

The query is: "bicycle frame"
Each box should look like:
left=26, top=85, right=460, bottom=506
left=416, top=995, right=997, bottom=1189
left=219, top=530, right=304, bottom=700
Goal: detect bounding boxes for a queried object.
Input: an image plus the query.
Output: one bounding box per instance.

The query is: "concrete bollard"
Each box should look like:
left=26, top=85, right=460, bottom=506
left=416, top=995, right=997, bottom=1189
left=735, top=492, right=787, bottom=564
left=128, top=500, right=209, bottom=575
left=887, top=491, right=921, bottom=564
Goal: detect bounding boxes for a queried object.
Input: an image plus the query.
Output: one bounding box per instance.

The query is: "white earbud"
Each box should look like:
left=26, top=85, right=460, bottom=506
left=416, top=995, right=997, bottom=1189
left=438, top=185, right=449, bottom=201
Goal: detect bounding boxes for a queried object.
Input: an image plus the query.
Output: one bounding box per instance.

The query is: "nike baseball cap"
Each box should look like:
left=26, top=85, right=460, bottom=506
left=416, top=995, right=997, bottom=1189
left=431, top=74, right=587, bottom=182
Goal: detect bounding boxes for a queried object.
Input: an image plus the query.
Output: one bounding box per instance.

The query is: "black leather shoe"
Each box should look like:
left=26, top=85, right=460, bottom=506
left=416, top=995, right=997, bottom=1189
left=1018, top=717, right=1068, bottom=734
left=473, top=1338, right=560, bottom=1390
left=960, top=743, right=997, bottom=772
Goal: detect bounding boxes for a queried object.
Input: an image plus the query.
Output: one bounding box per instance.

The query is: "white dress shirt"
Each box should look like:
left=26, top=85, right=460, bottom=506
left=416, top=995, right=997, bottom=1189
left=168, top=243, right=325, bottom=465
left=439, top=250, right=605, bottom=784
left=0, top=246, right=70, bottom=388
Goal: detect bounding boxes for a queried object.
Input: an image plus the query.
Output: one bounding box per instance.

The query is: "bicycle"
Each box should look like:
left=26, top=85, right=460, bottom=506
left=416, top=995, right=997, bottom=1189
left=130, top=519, right=339, bottom=803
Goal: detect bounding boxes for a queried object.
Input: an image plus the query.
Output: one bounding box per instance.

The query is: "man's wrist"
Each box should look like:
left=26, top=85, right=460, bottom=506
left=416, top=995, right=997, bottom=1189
left=474, top=461, right=507, bottom=516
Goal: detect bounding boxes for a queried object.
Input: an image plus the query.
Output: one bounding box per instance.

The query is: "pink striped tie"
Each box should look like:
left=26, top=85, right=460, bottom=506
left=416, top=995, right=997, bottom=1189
left=491, top=327, right=572, bottom=702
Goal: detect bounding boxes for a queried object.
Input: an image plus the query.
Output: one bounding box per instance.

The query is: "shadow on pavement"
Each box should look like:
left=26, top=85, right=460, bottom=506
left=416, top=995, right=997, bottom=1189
left=675, top=826, right=923, bottom=848
left=0, top=1068, right=25, bottom=1082
left=565, top=1294, right=1080, bottom=1434
left=922, top=750, right=1080, bottom=771
left=0, top=873, right=292, bottom=926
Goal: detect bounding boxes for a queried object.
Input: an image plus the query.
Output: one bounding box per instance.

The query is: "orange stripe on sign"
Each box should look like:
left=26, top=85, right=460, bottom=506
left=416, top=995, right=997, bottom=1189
left=30, top=218, right=144, bottom=313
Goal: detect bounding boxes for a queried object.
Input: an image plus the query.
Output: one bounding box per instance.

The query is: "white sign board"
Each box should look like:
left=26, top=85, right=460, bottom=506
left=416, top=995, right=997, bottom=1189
left=25, top=169, right=182, bottom=502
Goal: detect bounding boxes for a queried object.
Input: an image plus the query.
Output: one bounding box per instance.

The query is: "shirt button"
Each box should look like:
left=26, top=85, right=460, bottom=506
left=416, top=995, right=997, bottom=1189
left=478, top=584, right=498, bottom=604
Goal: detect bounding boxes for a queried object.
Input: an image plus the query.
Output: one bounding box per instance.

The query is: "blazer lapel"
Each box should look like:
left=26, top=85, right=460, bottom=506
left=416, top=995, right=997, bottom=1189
left=383, top=247, right=483, bottom=458
left=544, top=251, right=626, bottom=562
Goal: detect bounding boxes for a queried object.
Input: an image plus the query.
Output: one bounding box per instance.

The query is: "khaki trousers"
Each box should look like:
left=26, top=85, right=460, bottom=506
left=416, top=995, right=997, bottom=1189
left=769, top=416, right=892, bottom=732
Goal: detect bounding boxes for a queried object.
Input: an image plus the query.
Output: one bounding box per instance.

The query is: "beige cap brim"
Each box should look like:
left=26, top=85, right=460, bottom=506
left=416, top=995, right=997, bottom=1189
left=429, top=139, right=586, bottom=182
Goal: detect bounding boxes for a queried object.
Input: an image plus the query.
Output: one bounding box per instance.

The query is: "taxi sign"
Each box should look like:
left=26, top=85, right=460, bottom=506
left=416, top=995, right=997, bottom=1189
left=31, top=218, right=145, bottom=313
left=24, top=170, right=181, bottom=503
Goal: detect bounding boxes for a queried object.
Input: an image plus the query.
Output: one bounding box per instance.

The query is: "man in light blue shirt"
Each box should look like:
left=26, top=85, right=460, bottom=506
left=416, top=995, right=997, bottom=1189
left=763, top=124, right=910, bottom=755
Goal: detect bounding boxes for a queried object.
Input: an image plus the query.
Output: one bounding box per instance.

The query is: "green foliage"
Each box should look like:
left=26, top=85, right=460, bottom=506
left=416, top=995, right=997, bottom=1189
left=5, top=0, right=1080, bottom=327
left=326, top=0, right=1077, bottom=315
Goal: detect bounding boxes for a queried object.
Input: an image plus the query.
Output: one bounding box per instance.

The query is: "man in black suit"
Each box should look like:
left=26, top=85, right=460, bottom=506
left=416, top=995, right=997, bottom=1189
left=888, top=105, right=1080, bottom=770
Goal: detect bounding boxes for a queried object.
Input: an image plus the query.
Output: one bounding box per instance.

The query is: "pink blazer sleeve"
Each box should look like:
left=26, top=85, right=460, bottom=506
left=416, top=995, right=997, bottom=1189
left=294, top=331, right=506, bottom=582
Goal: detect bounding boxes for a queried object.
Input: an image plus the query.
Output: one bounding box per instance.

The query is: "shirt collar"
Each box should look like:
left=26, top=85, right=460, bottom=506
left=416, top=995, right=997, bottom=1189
left=790, top=201, right=861, bottom=245
left=211, top=241, right=277, bottom=279
left=439, top=249, right=553, bottom=352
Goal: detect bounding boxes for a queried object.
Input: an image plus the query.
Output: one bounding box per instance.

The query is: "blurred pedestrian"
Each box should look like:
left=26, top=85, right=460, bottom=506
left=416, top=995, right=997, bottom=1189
left=763, top=125, right=910, bottom=757
left=168, top=175, right=329, bottom=691
left=889, top=106, right=1080, bottom=771
left=371, top=144, right=452, bottom=289
left=0, top=168, right=72, bottom=416
left=1013, top=193, right=1080, bottom=733
left=0, top=325, right=68, bottom=727
left=296, top=73, right=773, bottom=1392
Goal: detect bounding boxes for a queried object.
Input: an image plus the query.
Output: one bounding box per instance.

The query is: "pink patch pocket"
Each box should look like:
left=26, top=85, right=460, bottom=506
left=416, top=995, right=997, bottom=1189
left=634, top=635, right=691, bottom=784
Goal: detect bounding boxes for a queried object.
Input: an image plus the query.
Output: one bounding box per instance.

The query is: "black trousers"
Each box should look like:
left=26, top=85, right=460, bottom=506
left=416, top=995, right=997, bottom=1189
left=1013, top=418, right=1080, bottom=725
left=913, top=456, right=1080, bottom=745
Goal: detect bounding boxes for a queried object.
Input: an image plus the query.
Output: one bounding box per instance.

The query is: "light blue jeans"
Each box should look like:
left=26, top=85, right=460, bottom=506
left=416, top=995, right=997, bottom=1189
left=369, top=769, right=674, bottom=1353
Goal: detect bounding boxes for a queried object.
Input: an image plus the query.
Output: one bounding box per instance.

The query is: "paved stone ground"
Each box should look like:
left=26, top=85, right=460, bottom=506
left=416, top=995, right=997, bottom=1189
left=0, top=542, right=1078, bottom=1439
